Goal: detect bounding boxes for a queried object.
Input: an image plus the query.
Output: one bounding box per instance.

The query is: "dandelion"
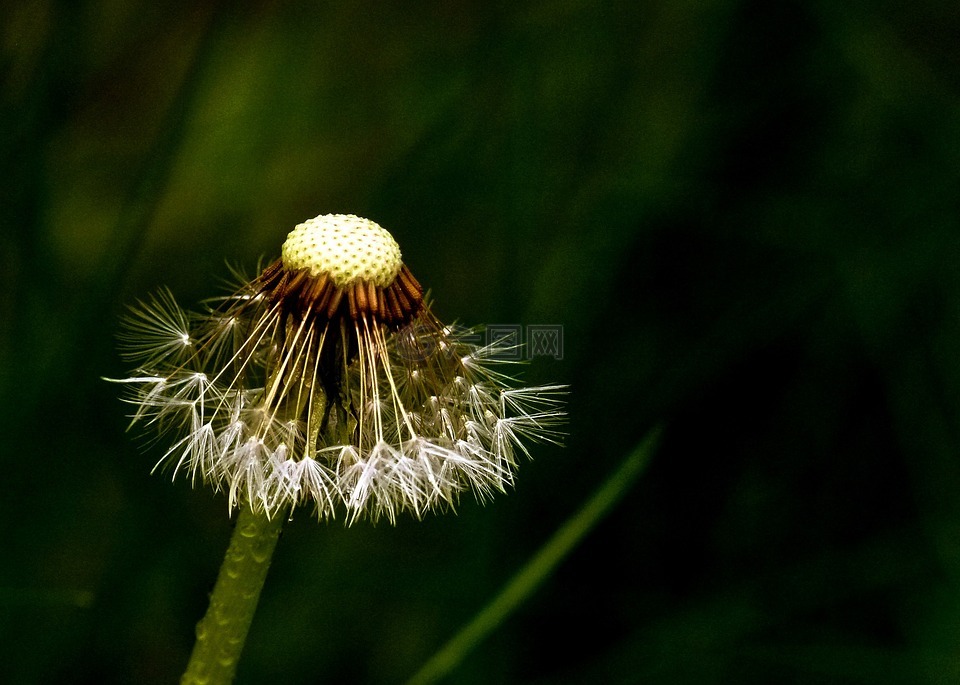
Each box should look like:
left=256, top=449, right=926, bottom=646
left=111, top=213, right=566, bottom=522
left=109, top=213, right=565, bottom=683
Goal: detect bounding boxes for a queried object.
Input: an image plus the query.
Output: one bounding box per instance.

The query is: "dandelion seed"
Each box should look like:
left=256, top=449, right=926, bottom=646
left=109, top=214, right=566, bottom=522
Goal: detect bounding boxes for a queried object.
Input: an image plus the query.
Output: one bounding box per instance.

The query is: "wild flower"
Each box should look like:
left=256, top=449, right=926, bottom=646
left=110, top=214, right=565, bottom=523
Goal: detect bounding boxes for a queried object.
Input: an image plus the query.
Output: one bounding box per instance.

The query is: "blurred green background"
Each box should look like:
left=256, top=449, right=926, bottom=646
left=4, top=1, right=960, bottom=683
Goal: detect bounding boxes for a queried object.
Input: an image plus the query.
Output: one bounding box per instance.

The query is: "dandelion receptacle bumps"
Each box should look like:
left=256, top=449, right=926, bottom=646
left=112, top=214, right=565, bottom=523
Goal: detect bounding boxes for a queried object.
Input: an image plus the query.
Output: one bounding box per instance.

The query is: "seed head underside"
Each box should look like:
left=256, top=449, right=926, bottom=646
left=109, top=215, right=566, bottom=524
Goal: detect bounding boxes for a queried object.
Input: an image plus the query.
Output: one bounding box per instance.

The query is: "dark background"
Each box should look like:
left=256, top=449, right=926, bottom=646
left=4, top=1, right=960, bottom=683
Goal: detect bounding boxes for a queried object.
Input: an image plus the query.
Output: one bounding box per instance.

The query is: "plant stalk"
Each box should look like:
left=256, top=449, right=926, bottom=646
left=181, top=505, right=284, bottom=685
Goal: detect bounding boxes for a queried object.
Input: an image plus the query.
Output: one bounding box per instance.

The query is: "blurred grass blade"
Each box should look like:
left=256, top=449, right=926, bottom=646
left=407, top=426, right=663, bottom=685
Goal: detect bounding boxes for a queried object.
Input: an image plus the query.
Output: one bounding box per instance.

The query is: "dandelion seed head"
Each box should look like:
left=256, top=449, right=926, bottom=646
left=281, top=213, right=402, bottom=288
left=108, top=213, right=566, bottom=523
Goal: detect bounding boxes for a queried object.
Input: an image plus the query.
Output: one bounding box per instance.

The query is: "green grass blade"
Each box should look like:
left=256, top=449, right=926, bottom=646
left=407, top=426, right=663, bottom=685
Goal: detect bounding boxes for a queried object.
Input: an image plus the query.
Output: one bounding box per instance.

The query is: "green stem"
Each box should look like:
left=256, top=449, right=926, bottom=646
left=181, top=505, right=284, bottom=685
left=406, top=427, right=663, bottom=685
